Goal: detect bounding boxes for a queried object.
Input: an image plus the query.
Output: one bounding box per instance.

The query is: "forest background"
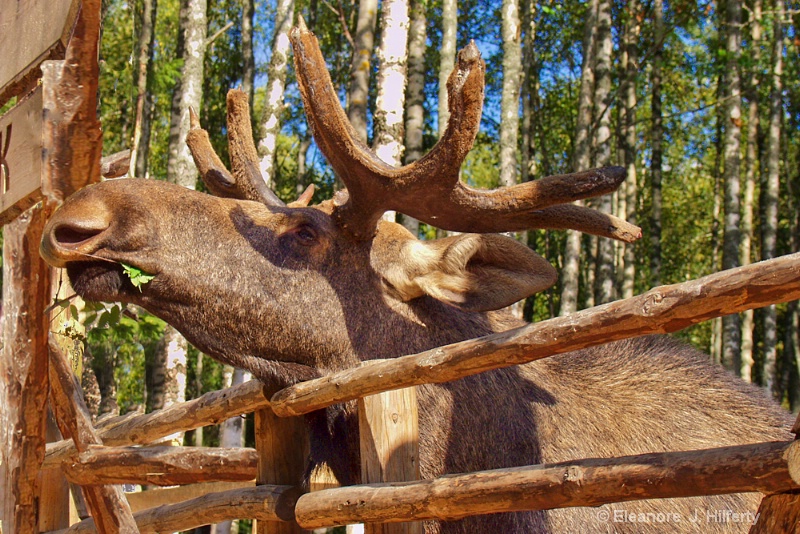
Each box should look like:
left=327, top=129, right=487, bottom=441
left=15, top=1, right=799, bottom=524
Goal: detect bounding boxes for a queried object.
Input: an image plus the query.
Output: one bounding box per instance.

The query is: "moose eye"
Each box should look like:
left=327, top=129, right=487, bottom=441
left=292, top=224, right=318, bottom=245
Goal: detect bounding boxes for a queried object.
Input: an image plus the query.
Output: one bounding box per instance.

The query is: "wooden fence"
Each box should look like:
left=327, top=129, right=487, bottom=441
left=22, top=250, right=800, bottom=533
left=2, top=1, right=800, bottom=532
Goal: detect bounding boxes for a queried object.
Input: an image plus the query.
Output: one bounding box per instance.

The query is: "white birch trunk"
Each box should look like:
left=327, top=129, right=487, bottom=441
left=560, top=0, right=597, bottom=316
left=373, top=0, right=410, bottom=224
left=499, top=0, right=521, bottom=188
left=438, top=0, right=457, bottom=137
left=257, top=0, right=294, bottom=189
left=168, top=0, right=207, bottom=190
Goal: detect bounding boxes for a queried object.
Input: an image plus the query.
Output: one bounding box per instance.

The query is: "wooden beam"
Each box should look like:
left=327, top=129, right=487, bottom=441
left=750, top=493, right=800, bottom=534
left=62, top=445, right=257, bottom=486
left=0, top=0, right=79, bottom=105
left=358, top=373, right=421, bottom=534
left=48, top=485, right=301, bottom=534
left=48, top=339, right=139, bottom=533
left=125, top=481, right=254, bottom=512
left=45, top=378, right=271, bottom=468
left=40, top=0, right=102, bottom=204
left=253, top=409, right=308, bottom=534
left=295, top=440, right=800, bottom=529
left=0, top=205, right=52, bottom=534
left=100, top=149, right=131, bottom=179
left=0, top=88, right=44, bottom=226
left=271, top=252, right=800, bottom=417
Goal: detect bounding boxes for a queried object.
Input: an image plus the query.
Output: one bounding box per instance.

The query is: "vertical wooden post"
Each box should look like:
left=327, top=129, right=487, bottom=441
left=358, top=364, right=421, bottom=534
left=253, top=406, right=309, bottom=534
left=0, top=205, right=53, bottom=534
left=36, top=411, right=73, bottom=531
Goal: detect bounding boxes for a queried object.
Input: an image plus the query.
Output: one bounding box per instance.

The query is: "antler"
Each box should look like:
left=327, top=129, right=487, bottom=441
left=290, top=20, right=641, bottom=242
left=186, top=92, right=285, bottom=207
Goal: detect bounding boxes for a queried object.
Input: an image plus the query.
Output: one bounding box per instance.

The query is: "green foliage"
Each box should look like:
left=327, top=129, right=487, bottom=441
left=121, top=263, right=155, bottom=290
left=84, top=301, right=166, bottom=413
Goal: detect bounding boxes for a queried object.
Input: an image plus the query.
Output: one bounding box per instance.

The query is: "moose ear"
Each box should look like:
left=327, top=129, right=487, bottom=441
left=379, top=232, right=557, bottom=312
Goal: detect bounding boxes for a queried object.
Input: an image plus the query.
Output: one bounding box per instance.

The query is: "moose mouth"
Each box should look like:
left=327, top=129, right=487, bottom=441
left=65, top=260, right=138, bottom=302
left=41, top=220, right=150, bottom=302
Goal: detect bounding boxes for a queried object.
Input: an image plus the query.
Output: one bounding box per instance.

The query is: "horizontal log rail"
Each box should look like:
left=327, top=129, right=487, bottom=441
left=49, top=484, right=300, bottom=534
left=62, top=445, right=258, bottom=486
left=295, top=440, right=800, bottom=528
left=45, top=377, right=270, bottom=468
left=271, top=252, right=800, bottom=417
left=125, top=481, right=255, bottom=512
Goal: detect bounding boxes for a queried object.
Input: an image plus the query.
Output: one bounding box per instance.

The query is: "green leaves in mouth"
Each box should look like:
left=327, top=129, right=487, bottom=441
left=121, top=263, right=155, bottom=291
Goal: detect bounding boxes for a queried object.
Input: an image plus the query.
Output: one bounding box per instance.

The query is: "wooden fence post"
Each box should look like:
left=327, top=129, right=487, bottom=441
left=358, top=362, right=421, bottom=534
left=253, top=407, right=309, bottom=534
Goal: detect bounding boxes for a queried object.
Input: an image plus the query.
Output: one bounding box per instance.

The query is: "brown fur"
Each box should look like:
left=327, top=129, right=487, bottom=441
left=41, top=179, right=793, bottom=532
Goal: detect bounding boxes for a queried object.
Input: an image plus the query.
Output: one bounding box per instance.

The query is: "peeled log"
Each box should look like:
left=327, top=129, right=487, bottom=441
left=272, top=252, right=800, bottom=417
left=295, top=440, right=800, bottom=528
left=52, top=484, right=300, bottom=534
left=45, top=378, right=271, bottom=468
left=62, top=445, right=258, bottom=486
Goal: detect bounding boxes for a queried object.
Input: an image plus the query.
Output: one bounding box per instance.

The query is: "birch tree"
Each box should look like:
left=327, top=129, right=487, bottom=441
left=740, top=0, right=762, bottom=382
left=373, top=0, right=410, bottom=166
left=592, top=0, right=614, bottom=305
left=560, top=0, right=597, bottom=315
left=258, top=0, right=294, bottom=187
left=438, top=0, right=457, bottom=136
left=499, top=0, right=521, bottom=188
left=721, top=0, right=743, bottom=374
left=167, top=0, right=207, bottom=190
left=348, top=0, right=379, bottom=142
left=130, top=0, right=158, bottom=178
left=619, top=0, right=639, bottom=300
left=761, top=0, right=783, bottom=395
left=401, top=0, right=427, bottom=236
left=650, top=0, right=664, bottom=288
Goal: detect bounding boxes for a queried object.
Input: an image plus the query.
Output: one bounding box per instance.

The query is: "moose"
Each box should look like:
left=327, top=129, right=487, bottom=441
left=40, top=22, right=792, bottom=533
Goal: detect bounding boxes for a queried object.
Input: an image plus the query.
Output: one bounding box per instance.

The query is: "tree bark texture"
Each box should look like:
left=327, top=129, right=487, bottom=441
left=257, top=0, right=294, bottom=188
left=760, top=0, right=782, bottom=397
left=438, top=0, right=457, bottom=137
left=619, top=0, right=639, bottom=300
left=167, top=0, right=207, bottom=190
left=650, top=0, right=664, bottom=289
left=740, top=0, right=761, bottom=383
left=400, top=0, right=426, bottom=236
left=591, top=0, right=614, bottom=305
left=130, top=0, right=157, bottom=178
left=721, top=0, right=743, bottom=374
left=499, top=0, right=521, bottom=187
left=560, top=0, right=597, bottom=316
left=295, top=440, right=800, bottom=528
left=348, top=0, right=379, bottom=142
left=373, top=0, right=410, bottom=167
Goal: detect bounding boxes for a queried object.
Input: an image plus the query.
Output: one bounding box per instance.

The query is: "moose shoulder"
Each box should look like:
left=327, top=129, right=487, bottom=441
left=40, top=23, right=791, bottom=533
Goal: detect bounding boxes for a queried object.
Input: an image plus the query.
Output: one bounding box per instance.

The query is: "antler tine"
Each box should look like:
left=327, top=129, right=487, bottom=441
left=186, top=107, right=238, bottom=196
left=186, top=94, right=285, bottom=206
left=225, top=90, right=286, bottom=207
left=291, top=23, right=641, bottom=242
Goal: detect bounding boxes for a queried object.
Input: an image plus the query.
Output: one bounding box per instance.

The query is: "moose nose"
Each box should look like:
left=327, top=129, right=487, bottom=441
left=41, top=209, right=112, bottom=268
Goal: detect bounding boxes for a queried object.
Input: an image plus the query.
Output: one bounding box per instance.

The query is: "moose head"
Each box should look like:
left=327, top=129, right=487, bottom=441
left=40, top=22, right=640, bottom=386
